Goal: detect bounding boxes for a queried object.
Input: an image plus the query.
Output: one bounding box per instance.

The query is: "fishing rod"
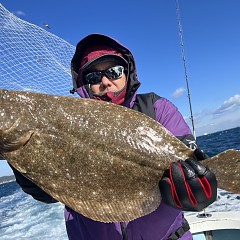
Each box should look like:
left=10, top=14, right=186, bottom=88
left=175, top=0, right=213, bottom=221
left=175, top=0, right=196, bottom=139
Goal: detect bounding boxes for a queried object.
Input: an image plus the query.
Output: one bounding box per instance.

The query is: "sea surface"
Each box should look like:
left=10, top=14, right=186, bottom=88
left=0, top=127, right=240, bottom=240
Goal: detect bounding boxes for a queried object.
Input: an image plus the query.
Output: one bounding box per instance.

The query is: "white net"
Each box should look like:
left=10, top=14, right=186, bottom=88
left=0, top=4, right=76, bottom=96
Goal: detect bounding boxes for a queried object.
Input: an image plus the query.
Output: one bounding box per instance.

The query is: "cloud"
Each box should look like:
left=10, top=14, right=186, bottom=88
left=196, top=115, right=240, bottom=136
left=13, top=10, right=26, bottom=17
left=184, top=95, right=240, bottom=125
left=213, top=94, right=240, bottom=115
left=172, top=87, right=186, bottom=98
left=189, top=94, right=240, bottom=136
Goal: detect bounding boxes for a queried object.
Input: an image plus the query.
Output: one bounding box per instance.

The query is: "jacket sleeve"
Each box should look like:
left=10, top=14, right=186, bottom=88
left=9, top=163, right=56, bottom=203
left=154, top=98, right=198, bottom=149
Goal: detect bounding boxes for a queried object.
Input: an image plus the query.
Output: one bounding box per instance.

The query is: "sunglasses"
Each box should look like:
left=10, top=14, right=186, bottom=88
left=83, top=65, right=125, bottom=85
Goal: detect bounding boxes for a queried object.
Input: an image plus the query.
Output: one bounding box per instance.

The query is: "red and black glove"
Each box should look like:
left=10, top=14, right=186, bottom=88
left=159, top=149, right=217, bottom=211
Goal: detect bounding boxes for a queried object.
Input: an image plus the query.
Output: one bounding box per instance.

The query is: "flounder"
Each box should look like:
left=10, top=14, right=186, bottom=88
left=0, top=89, right=239, bottom=222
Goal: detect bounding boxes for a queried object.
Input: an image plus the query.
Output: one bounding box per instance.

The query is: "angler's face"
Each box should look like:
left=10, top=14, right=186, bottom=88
left=86, top=61, right=127, bottom=95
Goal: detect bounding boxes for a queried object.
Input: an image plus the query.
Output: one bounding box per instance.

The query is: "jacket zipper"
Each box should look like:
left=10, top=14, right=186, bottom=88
left=120, top=222, right=128, bottom=240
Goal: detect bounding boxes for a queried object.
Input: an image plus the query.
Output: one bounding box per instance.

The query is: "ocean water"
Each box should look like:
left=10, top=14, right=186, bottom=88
left=0, top=127, right=240, bottom=239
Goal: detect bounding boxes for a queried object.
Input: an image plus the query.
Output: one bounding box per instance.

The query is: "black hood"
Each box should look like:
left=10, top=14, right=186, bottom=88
left=71, top=34, right=141, bottom=101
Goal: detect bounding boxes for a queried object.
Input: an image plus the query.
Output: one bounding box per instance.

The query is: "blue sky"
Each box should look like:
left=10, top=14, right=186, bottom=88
left=1, top=0, right=240, bottom=177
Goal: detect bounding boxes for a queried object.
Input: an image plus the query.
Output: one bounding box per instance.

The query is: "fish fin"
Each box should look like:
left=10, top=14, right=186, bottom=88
left=0, top=122, right=35, bottom=153
left=203, top=149, right=240, bottom=194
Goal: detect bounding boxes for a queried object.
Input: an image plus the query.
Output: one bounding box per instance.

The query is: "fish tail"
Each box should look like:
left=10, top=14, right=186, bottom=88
left=203, top=149, right=240, bottom=194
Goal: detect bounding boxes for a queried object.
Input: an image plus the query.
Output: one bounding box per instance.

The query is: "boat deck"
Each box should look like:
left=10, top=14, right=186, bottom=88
left=185, top=211, right=240, bottom=240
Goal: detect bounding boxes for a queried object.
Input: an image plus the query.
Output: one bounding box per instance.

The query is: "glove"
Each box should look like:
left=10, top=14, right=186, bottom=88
left=159, top=149, right=217, bottom=211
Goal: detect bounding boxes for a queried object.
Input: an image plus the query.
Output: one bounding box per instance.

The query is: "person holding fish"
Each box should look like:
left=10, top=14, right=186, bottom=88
left=10, top=34, right=217, bottom=240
